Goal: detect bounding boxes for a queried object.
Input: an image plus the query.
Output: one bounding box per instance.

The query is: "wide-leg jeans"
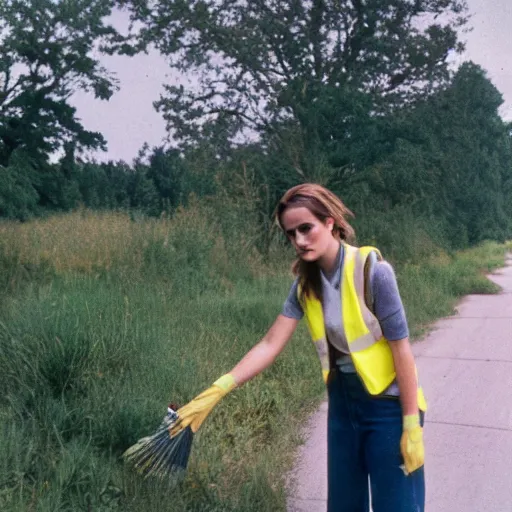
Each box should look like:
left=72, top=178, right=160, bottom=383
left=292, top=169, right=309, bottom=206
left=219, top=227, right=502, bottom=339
left=327, top=368, right=425, bottom=512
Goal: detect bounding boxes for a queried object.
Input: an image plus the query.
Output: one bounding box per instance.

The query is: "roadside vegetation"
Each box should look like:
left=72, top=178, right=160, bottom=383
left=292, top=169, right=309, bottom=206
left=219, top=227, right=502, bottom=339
left=1, top=210, right=510, bottom=511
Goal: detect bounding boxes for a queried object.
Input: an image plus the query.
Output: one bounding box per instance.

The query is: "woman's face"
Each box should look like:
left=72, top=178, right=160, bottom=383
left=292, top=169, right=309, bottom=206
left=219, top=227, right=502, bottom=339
left=280, top=206, right=336, bottom=263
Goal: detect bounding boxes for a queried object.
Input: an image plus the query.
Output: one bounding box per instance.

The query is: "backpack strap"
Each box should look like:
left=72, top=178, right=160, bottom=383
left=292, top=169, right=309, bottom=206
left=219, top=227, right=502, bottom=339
left=364, top=249, right=378, bottom=314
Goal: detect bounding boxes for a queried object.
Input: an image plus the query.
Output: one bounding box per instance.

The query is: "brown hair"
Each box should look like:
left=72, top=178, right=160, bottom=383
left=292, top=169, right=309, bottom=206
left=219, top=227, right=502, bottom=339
left=275, top=183, right=355, bottom=301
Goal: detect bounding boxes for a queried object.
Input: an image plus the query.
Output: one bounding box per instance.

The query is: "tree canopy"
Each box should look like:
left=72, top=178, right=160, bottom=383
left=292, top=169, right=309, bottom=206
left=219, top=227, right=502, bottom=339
left=1, top=1, right=511, bottom=252
left=0, top=0, right=128, bottom=167
left=125, top=0, right=469, bottom=152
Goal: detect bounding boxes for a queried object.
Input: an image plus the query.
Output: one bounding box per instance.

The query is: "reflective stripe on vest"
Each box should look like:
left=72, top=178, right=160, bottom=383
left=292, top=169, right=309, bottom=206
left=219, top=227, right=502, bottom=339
left=299, top=242, right=427, bottom=412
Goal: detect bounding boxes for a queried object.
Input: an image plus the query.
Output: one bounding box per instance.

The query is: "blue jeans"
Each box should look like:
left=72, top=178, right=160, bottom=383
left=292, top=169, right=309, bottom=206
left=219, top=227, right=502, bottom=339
left=327, top=368, right=425, bottom=512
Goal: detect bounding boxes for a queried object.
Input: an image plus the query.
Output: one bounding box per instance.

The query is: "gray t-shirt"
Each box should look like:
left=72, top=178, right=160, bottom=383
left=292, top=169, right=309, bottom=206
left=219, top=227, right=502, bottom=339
left=282, top=245, right=407, bottom=396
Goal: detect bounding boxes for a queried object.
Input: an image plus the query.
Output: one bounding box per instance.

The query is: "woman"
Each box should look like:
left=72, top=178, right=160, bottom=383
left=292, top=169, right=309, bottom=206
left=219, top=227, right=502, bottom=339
left=171, top=183, right=427, bottom=512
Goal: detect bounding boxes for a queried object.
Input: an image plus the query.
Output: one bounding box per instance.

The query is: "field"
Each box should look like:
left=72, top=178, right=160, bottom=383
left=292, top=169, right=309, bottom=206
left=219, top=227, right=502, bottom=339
left=0, top=209, right=510, bottom=511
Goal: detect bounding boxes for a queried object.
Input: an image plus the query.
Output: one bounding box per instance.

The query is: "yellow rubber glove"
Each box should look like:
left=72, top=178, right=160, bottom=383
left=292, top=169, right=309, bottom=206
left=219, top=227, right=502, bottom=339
left=169, top=374, right=237, bottom=437
left=400, top=413, right=425, bottom=475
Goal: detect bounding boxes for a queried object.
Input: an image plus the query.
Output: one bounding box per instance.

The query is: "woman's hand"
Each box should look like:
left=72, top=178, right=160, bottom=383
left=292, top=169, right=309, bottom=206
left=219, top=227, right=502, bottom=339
left=170, top=374, right=237, bottom=437
left=400, top=413, right=425, bottom=474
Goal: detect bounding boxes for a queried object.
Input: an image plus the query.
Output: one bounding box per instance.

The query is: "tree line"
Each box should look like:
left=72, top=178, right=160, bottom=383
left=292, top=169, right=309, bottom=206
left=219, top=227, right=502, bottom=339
left=1, top=0, right=511, bottom=250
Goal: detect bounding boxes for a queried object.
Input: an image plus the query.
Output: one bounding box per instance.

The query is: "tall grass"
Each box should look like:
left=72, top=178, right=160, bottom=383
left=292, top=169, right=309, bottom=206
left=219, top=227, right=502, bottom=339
left=0, top=208, right=510, bottom=511
left=0, top=209, right=319, bottom=511
left=0, top=205, right=268, bottom=294
left=0, top=277, right=320, bottom=510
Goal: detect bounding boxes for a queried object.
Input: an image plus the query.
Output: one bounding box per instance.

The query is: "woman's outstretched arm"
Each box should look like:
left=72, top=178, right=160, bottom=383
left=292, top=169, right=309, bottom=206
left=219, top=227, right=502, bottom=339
left=230, top=314, right=299, bottom=386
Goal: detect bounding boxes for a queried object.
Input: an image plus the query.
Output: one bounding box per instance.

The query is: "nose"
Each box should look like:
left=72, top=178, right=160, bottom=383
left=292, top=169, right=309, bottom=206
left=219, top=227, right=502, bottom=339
left=295, top=231, right=308, bottom=248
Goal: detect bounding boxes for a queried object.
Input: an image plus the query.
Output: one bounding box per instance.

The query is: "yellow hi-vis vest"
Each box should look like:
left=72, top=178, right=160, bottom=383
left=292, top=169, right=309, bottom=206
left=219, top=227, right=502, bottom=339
left=299, top=243, right=427, bottom=412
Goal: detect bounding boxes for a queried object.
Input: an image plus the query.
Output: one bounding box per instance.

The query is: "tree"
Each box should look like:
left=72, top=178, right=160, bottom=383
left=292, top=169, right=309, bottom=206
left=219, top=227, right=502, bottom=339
left=430, top=63, right=512, bottom=244
left=126, top=0, right=468, bottom=174
left=129, top=162, right=160, bottom=215
left=0, top=0, right=130, bottom=168
left=145, top=146, right=187, bottom=211
left=362, top=62, right=512, bottom=246
left=0, top=151, right=39, bottom=219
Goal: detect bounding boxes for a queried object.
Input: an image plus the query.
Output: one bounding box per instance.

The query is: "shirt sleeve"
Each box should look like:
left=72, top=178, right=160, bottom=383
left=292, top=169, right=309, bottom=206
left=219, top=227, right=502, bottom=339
left=371, top=261, right=409, bottom=341
left=281, top=278, right=304, bottom=320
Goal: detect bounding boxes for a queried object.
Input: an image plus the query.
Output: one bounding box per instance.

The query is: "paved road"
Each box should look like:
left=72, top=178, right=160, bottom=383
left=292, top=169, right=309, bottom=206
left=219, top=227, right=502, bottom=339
left=287, top=254, right=512, bottom=512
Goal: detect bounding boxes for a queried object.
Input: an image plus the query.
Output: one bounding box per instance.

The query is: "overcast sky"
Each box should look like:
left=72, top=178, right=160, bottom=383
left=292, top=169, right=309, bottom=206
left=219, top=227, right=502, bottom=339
left=70, top=0, right=512, bottom=163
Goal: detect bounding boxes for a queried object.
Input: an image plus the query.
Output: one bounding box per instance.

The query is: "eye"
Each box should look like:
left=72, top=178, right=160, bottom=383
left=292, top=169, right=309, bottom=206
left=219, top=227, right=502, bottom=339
left=297, top=224, right=312, bottom=234
left=285, top=223, right=312, bottom=239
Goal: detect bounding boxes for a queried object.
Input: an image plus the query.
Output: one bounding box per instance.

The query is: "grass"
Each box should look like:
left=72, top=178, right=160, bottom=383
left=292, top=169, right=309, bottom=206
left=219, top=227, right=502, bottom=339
left=0, top=209, right=510, bottom=511
left=399, top=240, right=509, bottom=339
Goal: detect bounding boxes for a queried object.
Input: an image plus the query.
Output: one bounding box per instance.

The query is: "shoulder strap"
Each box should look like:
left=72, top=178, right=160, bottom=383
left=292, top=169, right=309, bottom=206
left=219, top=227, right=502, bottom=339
left=359, top=247, right=382, bottom=314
